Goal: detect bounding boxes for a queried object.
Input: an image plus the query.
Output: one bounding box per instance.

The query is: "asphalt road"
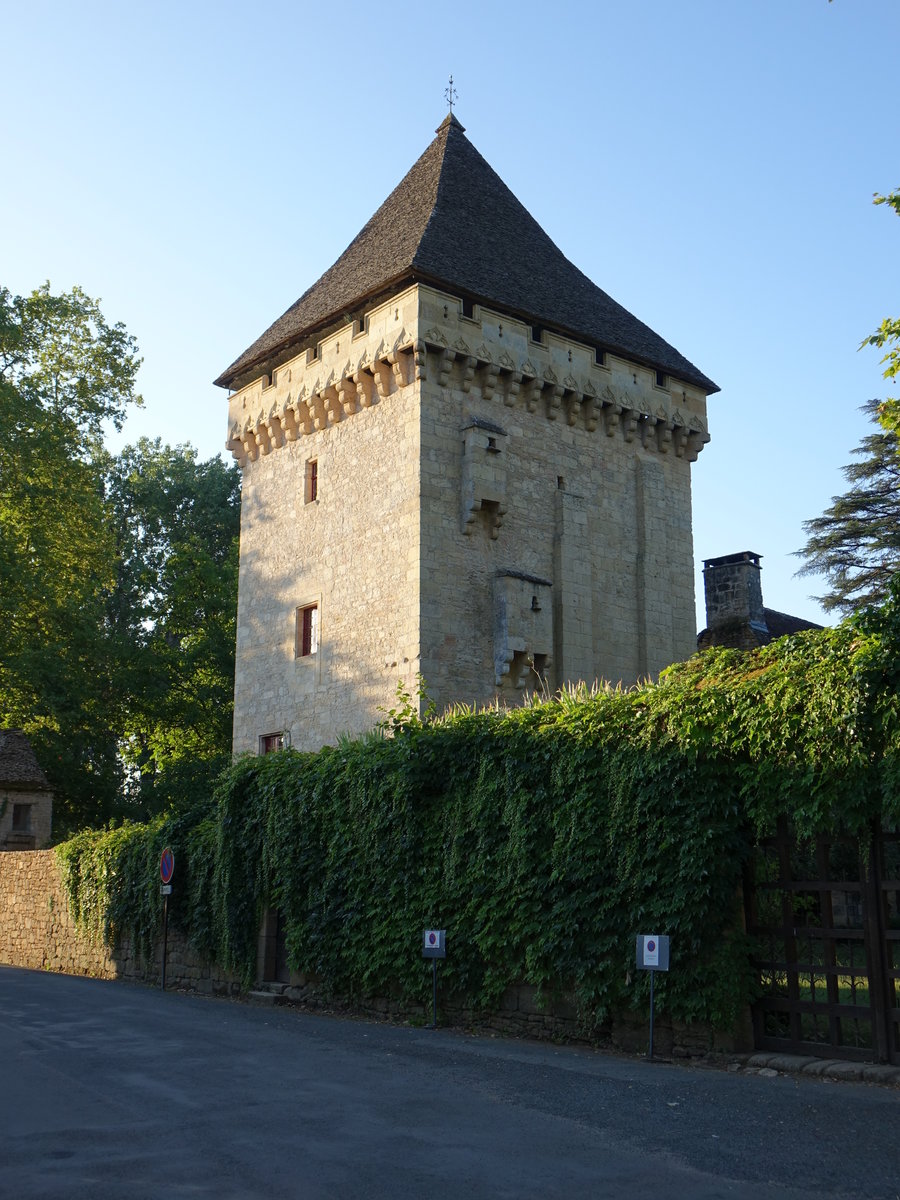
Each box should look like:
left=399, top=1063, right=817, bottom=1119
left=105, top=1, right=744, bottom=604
left=1, top=966, right=897, bottom=1199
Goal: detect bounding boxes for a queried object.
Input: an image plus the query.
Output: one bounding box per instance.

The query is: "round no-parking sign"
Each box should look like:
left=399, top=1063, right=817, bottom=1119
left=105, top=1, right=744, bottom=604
left=160, top=847, right=175, bottom=885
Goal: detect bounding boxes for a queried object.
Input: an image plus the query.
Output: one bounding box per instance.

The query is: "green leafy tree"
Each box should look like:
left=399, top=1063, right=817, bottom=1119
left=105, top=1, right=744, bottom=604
left=796, top=399, right=900, bottom=615
left=104, top=439, right=241, bottom=818
left=0, top=285, right=240, bottom=834
left=0, top=284, right=142, bottom=831
left=860, top=189, right=900, bottom=441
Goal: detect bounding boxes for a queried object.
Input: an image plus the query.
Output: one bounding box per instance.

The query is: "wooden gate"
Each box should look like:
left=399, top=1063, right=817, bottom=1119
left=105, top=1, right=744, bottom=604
left=746, top=820, right=900, bottom=1063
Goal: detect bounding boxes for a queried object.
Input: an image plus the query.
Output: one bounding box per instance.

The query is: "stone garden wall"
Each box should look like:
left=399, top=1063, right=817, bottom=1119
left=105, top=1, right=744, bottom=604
left=0, top=851, right=240, bottom=995
left=0, top=850, right=747, bottom=1058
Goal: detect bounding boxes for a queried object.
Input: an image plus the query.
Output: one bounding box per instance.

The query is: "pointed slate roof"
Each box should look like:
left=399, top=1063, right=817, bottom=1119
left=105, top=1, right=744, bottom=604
left=216, top=115, right=717, bottom=394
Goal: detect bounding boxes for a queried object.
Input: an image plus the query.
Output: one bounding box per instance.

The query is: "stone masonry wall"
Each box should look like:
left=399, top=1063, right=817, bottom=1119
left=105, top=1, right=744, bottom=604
left=0, top=852, right=747, bottom=1058
left=227, top=283, right=711, bottom=753
left=230, top=287, right=422, bottom=754
left=416, top=286, right=705, bottom=712
left=0, top=851, right=240, bottom=996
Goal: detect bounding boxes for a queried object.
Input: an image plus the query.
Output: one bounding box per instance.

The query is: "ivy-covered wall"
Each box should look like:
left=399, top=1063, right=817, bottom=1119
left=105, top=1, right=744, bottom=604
left=53, top=586, right=900, bottom=1037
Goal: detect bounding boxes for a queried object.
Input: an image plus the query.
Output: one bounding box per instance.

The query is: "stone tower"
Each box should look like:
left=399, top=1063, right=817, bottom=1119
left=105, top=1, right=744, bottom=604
left=217, top=116, right=718, bottom=754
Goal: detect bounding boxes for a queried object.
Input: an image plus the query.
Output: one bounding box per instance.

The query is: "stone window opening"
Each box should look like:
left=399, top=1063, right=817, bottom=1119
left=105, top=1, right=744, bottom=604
left=259, top=732, right=287, bottom=754
left=12, top=803, right=32, bottom=833
left=296, top=603, right=319, bottom=658
left=305, top=458, right=318, bottom=504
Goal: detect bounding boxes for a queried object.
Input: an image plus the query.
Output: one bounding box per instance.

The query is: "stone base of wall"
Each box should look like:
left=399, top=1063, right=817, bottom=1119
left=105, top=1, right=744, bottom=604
left=0, top=850, right=241, bottom=997
left=0, top=851, right=750, bottom=1059
left=262, top=974, right=750, bottom=1060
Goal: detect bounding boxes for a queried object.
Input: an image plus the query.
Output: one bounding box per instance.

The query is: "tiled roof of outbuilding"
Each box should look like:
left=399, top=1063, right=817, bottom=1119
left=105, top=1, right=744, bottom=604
left=216, top=115, right=718, bottom=394
left=763, top=608, right=823, bottom=639
left=0, top=729, right=50, bottom=790
left=697, top=608, right=824, bottom=652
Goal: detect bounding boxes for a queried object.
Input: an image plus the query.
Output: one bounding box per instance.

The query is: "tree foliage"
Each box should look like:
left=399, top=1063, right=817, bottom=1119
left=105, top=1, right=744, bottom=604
left=860, top=189, right=900, bottom=440
left=55, top=589, right=900, bottom=1034
left=105, top=439, right=241, bottom=816
left=796, top=399, right=900, bottom=615
left=0, top=285, right=142, bottom=827
left=0, top=284, right=240, bottom=833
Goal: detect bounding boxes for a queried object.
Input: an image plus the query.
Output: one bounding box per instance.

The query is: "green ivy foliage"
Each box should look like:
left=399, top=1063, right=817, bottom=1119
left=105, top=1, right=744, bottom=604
left=55, top=584, right=900, bottom=1033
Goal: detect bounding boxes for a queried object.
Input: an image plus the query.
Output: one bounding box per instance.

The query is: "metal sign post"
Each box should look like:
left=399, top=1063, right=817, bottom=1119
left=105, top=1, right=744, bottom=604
left=160, top=848, right=175, bottom=991
left=636, top=934, right=670, bottom=1060
left=422, top=930, right=446, bottom=1028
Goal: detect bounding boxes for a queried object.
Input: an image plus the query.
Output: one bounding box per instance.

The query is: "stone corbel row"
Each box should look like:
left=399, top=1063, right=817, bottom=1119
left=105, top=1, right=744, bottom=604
left=227, top=331, right=417, bottom=465
left=418, top=330, right=709, bottom=461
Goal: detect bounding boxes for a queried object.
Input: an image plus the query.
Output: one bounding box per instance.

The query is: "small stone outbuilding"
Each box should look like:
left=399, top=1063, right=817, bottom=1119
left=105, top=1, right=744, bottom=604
left=0, top=730, right=53, bottom=850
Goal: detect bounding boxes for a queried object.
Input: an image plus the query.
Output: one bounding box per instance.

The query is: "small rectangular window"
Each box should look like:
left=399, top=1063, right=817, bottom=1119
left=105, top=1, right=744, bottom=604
left=655, top=370, right=667, bottom=388
left=305, top=459, right=318, bottom=504
left=530, top=325, right=544, bottom=344
left=12, top=804, right=32, bottom=832
left=260, top=733, right=284, bottom=754
left=296, top=603, right=319, bottom=657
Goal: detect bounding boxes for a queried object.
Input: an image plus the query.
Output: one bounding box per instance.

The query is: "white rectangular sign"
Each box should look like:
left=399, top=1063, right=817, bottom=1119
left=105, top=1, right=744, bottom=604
left=643, top=935, right=660, bottom=967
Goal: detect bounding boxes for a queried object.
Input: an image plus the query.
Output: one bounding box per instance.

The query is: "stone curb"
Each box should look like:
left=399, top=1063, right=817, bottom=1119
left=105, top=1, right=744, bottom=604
left=737, top=1051, right=900, bottom=1087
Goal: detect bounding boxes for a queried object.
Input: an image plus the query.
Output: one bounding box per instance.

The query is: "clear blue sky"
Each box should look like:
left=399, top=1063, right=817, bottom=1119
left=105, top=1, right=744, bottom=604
left=3, top=0, right=897, bottom=630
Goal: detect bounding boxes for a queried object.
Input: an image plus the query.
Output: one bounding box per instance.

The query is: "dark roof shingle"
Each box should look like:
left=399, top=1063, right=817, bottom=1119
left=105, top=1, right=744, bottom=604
left=0, top=729, right=50, bottom=790
left=216, top=115, right=718, bottom=394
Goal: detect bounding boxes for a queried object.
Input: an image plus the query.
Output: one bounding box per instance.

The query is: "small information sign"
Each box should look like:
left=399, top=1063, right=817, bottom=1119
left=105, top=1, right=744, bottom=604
left=160, top=884, right=173, bottom=896
left=636, top=934, right=670, bottom=972
left=423, top=929, right=446, bottom=959
left=635, top=934, right=670, bottom=1060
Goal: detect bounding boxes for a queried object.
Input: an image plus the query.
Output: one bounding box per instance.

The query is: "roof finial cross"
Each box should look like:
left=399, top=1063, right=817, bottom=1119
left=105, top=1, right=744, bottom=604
left=444, top=75, right=458, bottom=116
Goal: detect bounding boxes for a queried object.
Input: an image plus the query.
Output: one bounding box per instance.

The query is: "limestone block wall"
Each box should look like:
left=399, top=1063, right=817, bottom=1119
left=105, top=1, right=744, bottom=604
left=230, top=289, right=423, bottom=754
left=0, top=851, right=240, bottom=995
left=416, top=286, right=705, bottom=712
left=226, top=282, right=710, bottom=752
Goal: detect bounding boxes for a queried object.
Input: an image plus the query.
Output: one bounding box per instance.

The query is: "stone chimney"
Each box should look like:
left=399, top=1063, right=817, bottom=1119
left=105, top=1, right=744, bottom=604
left=702, top=551, right=768, bottom=637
